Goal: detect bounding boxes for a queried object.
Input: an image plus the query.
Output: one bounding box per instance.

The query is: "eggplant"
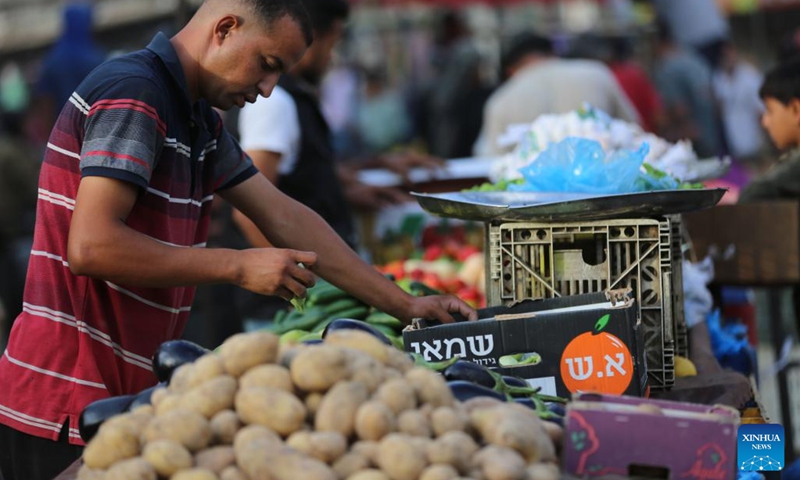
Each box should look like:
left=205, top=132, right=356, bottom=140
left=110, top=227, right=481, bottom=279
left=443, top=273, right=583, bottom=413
left=126, top=383, right=165, bottom=411
left=448, top=380, right=505, bottom=402
left=501, top=375, right=528, bottom=389
left=443, top=360, right=496, bottom=389
left=301, top=339, right=324, bottom=345
left=322, top=319, right=391, bottom=345
left=546, top=402, right=566, bottom=417
left=152, top=340, right=210, bottom=383
left=78, top=394, right=136, bottom=443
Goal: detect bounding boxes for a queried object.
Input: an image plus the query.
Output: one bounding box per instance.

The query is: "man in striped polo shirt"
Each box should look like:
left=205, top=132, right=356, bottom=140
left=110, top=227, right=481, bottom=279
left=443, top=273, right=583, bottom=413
left=0, top=1, right=477, bottom=478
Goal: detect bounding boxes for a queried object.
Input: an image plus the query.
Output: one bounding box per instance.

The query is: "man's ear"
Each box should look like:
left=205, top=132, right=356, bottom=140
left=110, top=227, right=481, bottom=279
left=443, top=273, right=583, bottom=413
left=213, top=15, right=239, bottom=44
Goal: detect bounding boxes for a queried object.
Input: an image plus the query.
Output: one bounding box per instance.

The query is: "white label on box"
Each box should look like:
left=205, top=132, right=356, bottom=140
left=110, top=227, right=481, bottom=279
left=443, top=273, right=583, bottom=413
left=525, top=376, right=558, bottom=397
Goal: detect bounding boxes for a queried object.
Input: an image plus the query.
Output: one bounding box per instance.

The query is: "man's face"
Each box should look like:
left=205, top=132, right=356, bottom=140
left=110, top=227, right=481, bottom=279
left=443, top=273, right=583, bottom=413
left=202, top=14, right=308, bottom=110
left=294, top=19, right=344, bottom=86
left=762, top=97, right=800, bottom=151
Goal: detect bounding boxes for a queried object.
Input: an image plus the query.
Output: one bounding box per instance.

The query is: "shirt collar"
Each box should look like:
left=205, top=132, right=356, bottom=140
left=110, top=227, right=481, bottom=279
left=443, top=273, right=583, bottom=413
left=146, top=32, right=193, bottom=110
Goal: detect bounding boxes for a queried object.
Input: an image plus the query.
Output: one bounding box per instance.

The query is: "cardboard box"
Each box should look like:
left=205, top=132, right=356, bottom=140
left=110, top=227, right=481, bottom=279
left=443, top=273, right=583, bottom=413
left=563, top=393, right=739, bottom=479
left=403, top=290, right=648, bottom=398
left=683, top=202, right=800, bottom=285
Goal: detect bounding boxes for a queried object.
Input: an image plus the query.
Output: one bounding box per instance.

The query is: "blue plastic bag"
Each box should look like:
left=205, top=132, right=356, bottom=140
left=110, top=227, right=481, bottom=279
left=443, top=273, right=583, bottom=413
left=511, top=137, right=649, bottom=194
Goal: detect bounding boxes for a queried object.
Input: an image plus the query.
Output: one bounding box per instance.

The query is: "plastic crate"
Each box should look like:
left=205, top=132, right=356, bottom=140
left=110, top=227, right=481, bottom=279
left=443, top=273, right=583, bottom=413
left=484, top=216, right=686, bottom=390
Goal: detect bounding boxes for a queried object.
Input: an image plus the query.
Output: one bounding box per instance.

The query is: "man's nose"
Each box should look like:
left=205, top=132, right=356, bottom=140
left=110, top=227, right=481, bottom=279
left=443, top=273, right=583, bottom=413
left=257, top=74, right=281, bottom=98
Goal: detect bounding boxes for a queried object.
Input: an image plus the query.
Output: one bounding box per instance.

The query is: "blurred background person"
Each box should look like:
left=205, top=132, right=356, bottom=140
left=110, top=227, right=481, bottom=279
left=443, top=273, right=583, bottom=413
left=651, top=0, right=730, bottom=69
left=28, top=2, right=106, bottom=145
left=713, top=41, right=766, bottom=167
left=606, top=35, right=664, bottom=134
left=475, top=32, right=639, bottom=156
left=653, top=19, right=724, bottom=159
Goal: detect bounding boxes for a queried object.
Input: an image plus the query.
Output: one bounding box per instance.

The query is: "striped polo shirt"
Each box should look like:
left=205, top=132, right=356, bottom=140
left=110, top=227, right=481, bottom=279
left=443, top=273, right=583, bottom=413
left=0, top=33, right=256, bottom=445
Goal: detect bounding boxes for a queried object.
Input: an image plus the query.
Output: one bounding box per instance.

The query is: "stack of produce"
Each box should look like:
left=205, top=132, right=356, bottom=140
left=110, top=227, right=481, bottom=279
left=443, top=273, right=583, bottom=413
left=76, top=329, right=563, bottom=480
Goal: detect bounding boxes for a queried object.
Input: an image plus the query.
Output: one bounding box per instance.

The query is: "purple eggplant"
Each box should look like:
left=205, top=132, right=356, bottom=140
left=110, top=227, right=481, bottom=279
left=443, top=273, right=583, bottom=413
left=443, top=360, right=496, bottom=389
left=126, top=383, right=165, bottom=411
left=301, top=339, right=324, bottom=345
left=448, top=380, right=505, bottom=402
left=78, top=394, right=136, bottom=442
left=152, top=340, right=209, bottom=384
left=322, top=319, right=391, bottom=345
left=501, top=375, right=528, bottom=389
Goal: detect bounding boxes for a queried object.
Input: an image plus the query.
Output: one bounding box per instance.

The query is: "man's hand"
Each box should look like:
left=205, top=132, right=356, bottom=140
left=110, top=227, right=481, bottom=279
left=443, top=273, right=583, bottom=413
left=236, top=249, right=318, bottom=301
left=378, top=152, right=445, bottom=184
left=402, top=295, right=478, bottom=325
left=344, top=182, right=413, bottom=212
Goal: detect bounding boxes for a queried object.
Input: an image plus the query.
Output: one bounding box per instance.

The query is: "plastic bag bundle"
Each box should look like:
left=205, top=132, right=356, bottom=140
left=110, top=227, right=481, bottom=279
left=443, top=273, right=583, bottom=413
left=509, top=137, right=650, bottom=194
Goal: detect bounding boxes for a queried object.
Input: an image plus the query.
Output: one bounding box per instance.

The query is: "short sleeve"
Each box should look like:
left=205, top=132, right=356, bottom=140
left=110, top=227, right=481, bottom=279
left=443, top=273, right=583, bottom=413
left=238, top=87, right=300, bottom=174
left=79, top=76, right=166, bottom=190
left=210, top=113, right=257, bottom=191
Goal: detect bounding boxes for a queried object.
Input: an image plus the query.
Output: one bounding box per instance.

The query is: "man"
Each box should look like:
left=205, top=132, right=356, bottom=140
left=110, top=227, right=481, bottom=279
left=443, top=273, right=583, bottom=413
left=475, top=32, right=639, bottom=157
left=0, top=1, right=475, bottom=479
left=236, top=0, right=437, bottom=254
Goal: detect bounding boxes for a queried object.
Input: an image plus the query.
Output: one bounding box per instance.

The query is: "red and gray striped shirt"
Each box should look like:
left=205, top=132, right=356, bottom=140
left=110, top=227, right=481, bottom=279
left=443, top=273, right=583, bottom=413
left=0, top=33, right=256, bottom=445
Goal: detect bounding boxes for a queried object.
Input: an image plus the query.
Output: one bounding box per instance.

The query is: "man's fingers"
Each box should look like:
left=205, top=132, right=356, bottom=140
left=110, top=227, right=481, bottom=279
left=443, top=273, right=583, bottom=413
left=275, top=286, right=295, bottom=302
left=291, top=250, right=319, bottom=267
left=284, top=277, right=309, bottom=299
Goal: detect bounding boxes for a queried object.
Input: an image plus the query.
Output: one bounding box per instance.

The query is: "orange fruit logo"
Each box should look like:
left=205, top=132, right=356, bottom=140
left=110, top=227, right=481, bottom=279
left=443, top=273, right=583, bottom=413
left=560, top=314, right=633, bottom=395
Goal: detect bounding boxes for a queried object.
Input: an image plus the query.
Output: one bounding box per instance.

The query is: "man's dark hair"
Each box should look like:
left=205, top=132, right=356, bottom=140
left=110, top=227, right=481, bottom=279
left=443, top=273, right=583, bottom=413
left=760, top=60, right=800, bottom=105
left=500, top=32, right=552, bottom=81
left=244, top=0, right=314, bottom=45
left=298, top=0, right=349, bottom=35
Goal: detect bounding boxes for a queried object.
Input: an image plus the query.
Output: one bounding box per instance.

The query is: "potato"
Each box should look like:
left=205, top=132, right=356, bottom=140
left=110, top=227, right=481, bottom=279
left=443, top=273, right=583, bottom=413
left=186, top=354, right=226, bottom=388
left=171, top=468, right=218, bottom=480
left=541, top=421, right=563, bottom=449
left=377, top=433, right=428, bottom=480
left=374, top=379, right=416, bottom=415
left=315, top=381, right=369, bottom=436
left=386, top=348, right=414, bottom=373
left=324, top=329, right=389, bottom=364
left=290, top=345, right=350, bottom=392
left=332, top=451, right=371, bottom=478
left=405, top=368, right=454, bottom=408
left=470, top=406, right=555, bottom=463
left=346, top=350, right=387, bottom=393
left=461, top=397, right=503, bottom=413
left=240, top=364, right=294, bottom=393
left=524, top=463, right=560, bottom=480
left=286, top=430, right=347, bottom=463
left=83, top=425, right=140, bottom=469
left=240, top=444, right=337, bottom=480
left=155, top=392, right=183, bottom=416
left=473, top=445, right=527, bottom=480
left=169, top=363, right=196, bottom=393
left=351, top=440, right=379, bottom=464
left=235, top=386, right=306, bottom=436
left=210, top=409, right=241, bottom=445
left=132, top=404, right=155, bottom=417
left=420, top=464, right=460, bottom=480
left=101, top=411, right=152, bottom=438
left=195, top=445, right=235, bottom=473
left=431, top=407, right=466, bottom=436
left=219, top=466, right=248, bottom=480
left=383, top=368, right=403, bottom=381
left=181, top=375, right=238, bottom=419
left=141, top=439, right=193, bottom=477
left=141, top=408, right=212, bottom=452
left=150, top=386, right=169, bottom=408
left=233, top=424, right=281, bottom=452
left=219, top=332, right=279, bottom=377
left=76, top=465, right=104, bottom=480
left=304, top=392, right=324, bottom=418
left=397, top=410, right=432, bottom=438
left=347, top=469, right=391, bottom=480
left=355, top=400, right=396, bottom=441
left=426, top=430, right=479, bottom=473
left=103, top=457, right=156, bottom=480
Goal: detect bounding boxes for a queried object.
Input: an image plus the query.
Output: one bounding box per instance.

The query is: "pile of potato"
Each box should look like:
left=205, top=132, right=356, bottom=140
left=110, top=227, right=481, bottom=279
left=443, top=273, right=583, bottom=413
left=77, top=329, right=562, bottom=480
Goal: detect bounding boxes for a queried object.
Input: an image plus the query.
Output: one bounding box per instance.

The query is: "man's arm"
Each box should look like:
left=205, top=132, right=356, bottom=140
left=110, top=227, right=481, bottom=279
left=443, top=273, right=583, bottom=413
left=219, top=173, right=476, bottom=324
left=68, top=175, right=316, bottom=301
left=232, top=149, right=282, bottom=247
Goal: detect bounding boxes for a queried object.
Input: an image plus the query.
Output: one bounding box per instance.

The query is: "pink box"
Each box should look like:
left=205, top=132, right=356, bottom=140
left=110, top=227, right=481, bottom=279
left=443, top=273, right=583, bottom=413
left=563, top=393, right=740, bottom=479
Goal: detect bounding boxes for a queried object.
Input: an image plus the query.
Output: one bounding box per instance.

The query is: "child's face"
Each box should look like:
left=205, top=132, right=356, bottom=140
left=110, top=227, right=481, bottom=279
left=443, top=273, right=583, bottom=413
left=762, top=97, right=800, bottom=150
